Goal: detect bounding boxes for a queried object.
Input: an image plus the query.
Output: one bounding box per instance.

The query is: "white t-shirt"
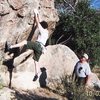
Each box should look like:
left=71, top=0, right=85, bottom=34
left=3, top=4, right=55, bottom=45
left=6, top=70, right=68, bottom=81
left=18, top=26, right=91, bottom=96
left=76, top=62, right=91, bottom=78
left=37, top=24, right=49, bottom=45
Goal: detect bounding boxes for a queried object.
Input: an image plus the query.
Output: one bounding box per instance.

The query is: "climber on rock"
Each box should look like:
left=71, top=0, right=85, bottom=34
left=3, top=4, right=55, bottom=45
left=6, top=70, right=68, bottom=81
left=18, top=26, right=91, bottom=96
left=10, top=9, right=49, bottom=81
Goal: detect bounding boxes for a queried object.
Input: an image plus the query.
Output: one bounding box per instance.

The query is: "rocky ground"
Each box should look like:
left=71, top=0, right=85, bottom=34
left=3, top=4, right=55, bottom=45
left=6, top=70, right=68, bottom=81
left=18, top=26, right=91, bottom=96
left=0, top=67, right=100, bottom=100
left=93, top=67, right=100, bottom=79
left=0, top=87, right=67, bottom=100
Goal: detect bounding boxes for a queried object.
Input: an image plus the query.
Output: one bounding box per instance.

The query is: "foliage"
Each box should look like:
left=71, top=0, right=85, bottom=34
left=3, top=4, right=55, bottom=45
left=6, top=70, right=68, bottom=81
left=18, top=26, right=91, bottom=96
left=50, top=0, right=100, bottom=66
left=49, top=75, right=95, bottom=100
left=61, top=75, right=95, bottom=100
left=49, top=75, right=100, bottom=100
left=55, top=0, right=75, bottom=15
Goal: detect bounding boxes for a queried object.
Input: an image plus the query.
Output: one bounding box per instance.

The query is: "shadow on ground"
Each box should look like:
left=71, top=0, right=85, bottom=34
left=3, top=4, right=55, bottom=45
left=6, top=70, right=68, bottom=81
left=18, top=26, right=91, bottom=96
left=13, top=90, right=58, bottom=100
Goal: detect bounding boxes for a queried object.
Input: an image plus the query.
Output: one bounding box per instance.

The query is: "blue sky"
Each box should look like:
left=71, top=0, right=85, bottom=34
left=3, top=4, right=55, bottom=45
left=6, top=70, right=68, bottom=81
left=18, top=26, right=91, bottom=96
left=90, top=0, right=100, bottom=9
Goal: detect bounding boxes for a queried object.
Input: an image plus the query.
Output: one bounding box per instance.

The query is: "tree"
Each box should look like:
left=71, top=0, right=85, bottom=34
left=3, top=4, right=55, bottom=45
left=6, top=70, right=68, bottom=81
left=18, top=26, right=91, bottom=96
left=50, top=1, right=100, bottom=67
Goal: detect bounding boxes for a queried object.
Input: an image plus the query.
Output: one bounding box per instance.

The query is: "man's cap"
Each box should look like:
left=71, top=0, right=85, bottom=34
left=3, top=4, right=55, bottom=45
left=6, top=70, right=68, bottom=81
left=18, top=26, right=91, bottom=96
left=83, top=53, right=89, bottom=59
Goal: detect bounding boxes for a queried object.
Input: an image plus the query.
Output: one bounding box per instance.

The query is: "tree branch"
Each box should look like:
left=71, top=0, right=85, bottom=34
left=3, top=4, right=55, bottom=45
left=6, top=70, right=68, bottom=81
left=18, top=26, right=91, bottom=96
left=56, top=34, right=64, bottom=44
left=63, top=0, right=76, bottom=12
left=59, top=35, right=72, bottom=45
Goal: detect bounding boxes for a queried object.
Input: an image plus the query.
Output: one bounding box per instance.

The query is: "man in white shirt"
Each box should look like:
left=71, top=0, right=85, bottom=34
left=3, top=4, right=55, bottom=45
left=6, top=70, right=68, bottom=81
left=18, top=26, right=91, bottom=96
left=74, top=53, right=91, bottom=86
left=10, top=9, right=49, bottom=81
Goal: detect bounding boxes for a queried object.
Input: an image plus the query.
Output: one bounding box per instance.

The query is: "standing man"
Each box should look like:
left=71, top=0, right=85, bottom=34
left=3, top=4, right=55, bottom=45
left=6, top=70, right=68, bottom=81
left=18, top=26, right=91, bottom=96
left=74, top=53, right=91, bottom=86
left=10, top=9, right=49, bottom=80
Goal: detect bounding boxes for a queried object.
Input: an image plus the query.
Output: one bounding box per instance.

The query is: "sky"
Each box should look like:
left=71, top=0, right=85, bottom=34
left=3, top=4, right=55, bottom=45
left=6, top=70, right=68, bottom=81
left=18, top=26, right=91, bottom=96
left=90, top=0, right=100, bottom=9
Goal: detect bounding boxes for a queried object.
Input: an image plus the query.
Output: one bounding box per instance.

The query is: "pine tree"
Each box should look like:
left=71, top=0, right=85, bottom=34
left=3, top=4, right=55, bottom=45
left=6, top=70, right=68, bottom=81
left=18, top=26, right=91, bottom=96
left=52, top=1, right=100, bottom=67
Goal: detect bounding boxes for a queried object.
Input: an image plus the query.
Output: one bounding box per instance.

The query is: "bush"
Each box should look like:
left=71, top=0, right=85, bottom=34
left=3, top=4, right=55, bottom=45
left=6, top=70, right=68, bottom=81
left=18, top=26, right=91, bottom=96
left=50, top=0, right=100, bottom=67
left=61, top=75, right=95, bottom=100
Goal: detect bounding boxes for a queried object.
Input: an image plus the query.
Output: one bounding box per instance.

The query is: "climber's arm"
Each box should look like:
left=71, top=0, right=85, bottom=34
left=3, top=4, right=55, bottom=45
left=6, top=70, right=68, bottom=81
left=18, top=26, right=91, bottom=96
left=34, top=9, right=44, bottom=34
left=34, top=9, right=40, bottom=27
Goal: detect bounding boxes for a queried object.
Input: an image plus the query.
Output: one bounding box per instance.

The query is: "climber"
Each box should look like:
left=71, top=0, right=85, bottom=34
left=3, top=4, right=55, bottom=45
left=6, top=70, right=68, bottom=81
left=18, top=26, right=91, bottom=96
left=72, top=53, right=91, bottom=87
left=10, top=9, right=49, bottom=81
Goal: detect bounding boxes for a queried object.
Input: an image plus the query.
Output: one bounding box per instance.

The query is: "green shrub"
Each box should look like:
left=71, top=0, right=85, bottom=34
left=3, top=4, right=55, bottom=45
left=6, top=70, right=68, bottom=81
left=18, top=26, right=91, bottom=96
left=50, top=0, right=100, bottom=67
left=61, top=75, right=95, bottom=100
left=47, top=75, right=96, bottom=100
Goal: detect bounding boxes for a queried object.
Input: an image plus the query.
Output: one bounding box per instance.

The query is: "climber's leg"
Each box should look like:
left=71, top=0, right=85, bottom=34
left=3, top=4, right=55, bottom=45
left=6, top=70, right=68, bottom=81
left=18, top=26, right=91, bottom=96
left=10, top=40, right=27, bottom=48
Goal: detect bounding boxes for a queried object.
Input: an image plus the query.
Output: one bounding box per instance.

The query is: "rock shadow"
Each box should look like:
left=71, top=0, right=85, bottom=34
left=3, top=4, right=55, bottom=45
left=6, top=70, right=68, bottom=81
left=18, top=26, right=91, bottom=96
left=3, top=41, right=20, bottom=88
left=14, top=90, right=57, bottom=100
left=20, top=18, right=37, bottom=53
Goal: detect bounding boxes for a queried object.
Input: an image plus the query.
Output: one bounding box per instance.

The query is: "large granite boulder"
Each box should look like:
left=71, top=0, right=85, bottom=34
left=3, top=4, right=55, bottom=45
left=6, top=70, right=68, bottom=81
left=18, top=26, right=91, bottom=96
left=0, top=0, right=59, bottom=91
left=0, top=87, right=15, bottom=100
left=87, top=73, right=100, bottom=88
left=0, top=0, right=59, bottom=53
left=0, top=45, right=79, bottom=90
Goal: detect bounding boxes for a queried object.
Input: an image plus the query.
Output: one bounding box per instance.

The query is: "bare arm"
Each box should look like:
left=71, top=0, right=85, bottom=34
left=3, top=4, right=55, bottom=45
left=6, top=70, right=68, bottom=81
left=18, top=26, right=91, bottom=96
left=85, top=75, right=91, bottom=88
left=34, top=9, right=44, bottom=33
left=85, top=64, right=91, bottom=86
left=85, top=75, right=89, bottom=84
left=34, top=13, right=40, bottom=28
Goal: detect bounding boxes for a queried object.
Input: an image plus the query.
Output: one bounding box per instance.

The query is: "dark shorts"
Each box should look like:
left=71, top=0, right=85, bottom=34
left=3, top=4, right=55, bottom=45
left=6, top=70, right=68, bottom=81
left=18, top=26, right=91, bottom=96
left=25, top=41, right=42, bottom=62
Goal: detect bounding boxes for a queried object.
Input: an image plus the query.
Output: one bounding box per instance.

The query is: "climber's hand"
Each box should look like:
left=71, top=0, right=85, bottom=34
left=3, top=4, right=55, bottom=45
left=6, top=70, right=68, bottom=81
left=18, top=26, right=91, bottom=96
left=34, top=9, right=39, bottom=16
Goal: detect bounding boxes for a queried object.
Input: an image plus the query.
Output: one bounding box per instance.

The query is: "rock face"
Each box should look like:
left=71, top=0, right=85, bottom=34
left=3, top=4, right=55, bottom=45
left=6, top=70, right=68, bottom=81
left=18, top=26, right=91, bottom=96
left=87, top=73, right=100, bottom=88
left=0, top=45, right=79, bottom=90
left=38, top=45, right=79, bottom=79
left=0, top=0, right=59, bottom=91
left=0, top=87, right=15, bottom=100
left=0, top=87, right=67, bottom=100
left=0, top=0, right=59, bottom=51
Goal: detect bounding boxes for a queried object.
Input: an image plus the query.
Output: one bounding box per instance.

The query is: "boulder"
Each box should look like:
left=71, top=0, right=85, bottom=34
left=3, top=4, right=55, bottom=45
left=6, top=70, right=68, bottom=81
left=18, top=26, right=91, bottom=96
left=0, top=87, right=15, bottom=100
left=1, top=45, right=79, bottom=90
left=38, top=45, right=79, bottom=80
left=0, top=0, right=59, bottom=57
left=0, top=0, right=59, bottom=91
left=87, top=73, right=100, bottom=88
